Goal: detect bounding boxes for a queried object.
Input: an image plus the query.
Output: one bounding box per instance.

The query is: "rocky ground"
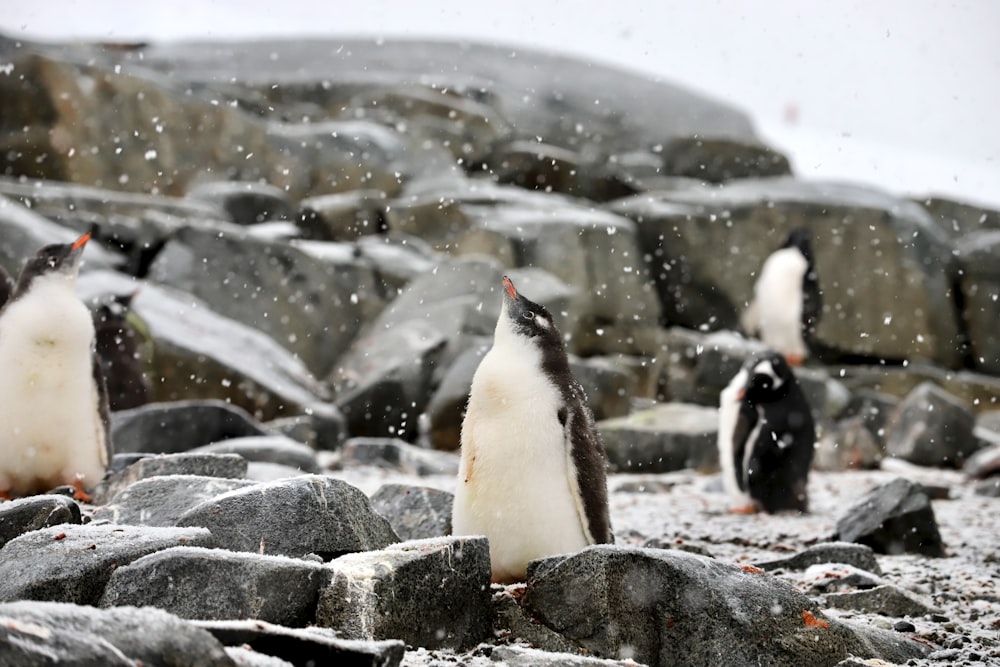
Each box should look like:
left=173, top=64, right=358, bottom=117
left=1, top=32, right=999, bottom=667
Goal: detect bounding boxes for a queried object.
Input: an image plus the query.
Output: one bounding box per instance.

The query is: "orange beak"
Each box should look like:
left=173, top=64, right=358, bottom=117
left=71, top=230, right=92, bottom=251
left=737, top=388, right=747, bottom=400
left=502, top=276, right=517, bottom=299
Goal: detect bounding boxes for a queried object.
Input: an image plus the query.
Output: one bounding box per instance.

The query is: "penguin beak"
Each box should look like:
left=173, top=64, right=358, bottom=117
left=70, top=229, right=92, bottom=251
left=502, top=276, right=517, bottom=299
left=737, top=388, right=747, bottom=400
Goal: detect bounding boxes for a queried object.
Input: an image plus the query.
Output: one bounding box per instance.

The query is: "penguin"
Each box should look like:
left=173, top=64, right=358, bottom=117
left=92, top=291, right=151, bottom=411
left=741, top=228, right=821, bottom=366
left=452, top=275, right=613, bottom=583
left=0, top=265, right=12, bottom=309
left=717, top=350, right=815, bottom=514
left=0, top=226, right=112, bottom=501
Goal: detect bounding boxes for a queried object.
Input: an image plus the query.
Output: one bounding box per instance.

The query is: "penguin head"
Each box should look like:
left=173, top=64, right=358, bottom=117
left=14, top=225, right=97, bottom=298
left=496, top=276, right=564, bottom=350
left=738, top=351, right=795, bottom=404
left=781, top=228, right=815, bottom=265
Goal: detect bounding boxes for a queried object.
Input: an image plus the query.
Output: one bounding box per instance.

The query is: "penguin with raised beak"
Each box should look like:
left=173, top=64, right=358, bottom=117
left=452, top=276, right=613, bottom=583
left=0, top=225, right=111, bottom=501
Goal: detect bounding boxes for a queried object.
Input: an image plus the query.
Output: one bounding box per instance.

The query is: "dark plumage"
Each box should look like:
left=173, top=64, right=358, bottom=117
left=92, top=292, right=151, bottom=411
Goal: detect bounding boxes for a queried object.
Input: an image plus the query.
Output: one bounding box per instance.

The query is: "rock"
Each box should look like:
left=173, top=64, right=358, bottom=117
left=0, top=614, right=134, bottom=666
left=659, top=136, right=792, bottom=183
left=491, top=588, right=585, bottom=655
left=799, top=563, right=887, bottom=594
left=613, top=178, right=963, bottom=367
left=523, top=545, right=928, bottom=666
left=841, top=362, right=1000, bottom=414
left=662, top=328, right=766, bottom=406
left=147, top=224, right=371, bottom=377
left=369, top=484, right=454, bottom=541
left=93, top=475, right=257, bottom=527
left=225, top=646, right=293, bottom=667
left=193, top=619, right=405, bottom=667
left=841, top=389, right=899, bottom=444
left=0, top=524, right=214, bottom=604
left=176, top=475, right=398, bottom=558
left=833, top=477, right=946, bottom=557
left=338, top=438, right=459, bottom=476
left=973, top=477, right=1000, bottom=497
left=0, top=495, right=81, bottom=550
left=489, top=644, right=640, bottom=666
left=488, top=140, right=636, bottom=202
left=814, top=417, right=884, bottom=471
left=598, top=403, right=718, bottom=473
left=92, top=452, right=249, bottom=504
left=824, top=585, right=935, bottom=617
left=423, top=340, right=490, bottom=451
left=191, top=435, right=322, bottom=474
left=78, top=272, right=338, bottom=424
left=101, top=546, right=327, bottom=626
left=296, top=190, right=386, bottom=241
left=0, top=600, right=236, bottom=667
left=355, top=234, right=442, bottom=295
left=185, top=181, right=295, bottom=225
left=963, top=443, right=1000, bottom=479
left=884, top=382, right=978, bottom=468
left=111, top=399, right=270, bottom=455
left=754, top=542, right=881, bottom=575
left=917, top=195, right=1000, bottom=239
left=316, top=536, right=491, bottom=650
left=955, top=230, right=1000, bottom=374
left=570, top=356, right=635, bottom=421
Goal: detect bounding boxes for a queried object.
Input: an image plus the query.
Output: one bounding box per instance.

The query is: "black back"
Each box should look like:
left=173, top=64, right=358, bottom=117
left=780, top=228, right=822, bottom=345
left=93, top=293, right=151, bottom=411
left=0, top=265, right=12, bottom=311
left=503, top=278, right=613, bottom=543
left=736, top=351, right=816, bottom=513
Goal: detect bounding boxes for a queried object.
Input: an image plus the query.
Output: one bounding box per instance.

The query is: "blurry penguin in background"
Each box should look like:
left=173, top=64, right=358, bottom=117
left=741, top=228, right=821, bottom=366
left=0, top=226, right=111, bottom=500
left=92, top=291, right=152, bottom=411
left=0, top=266, right=12, bottom=309
left=717, top=350, right=815, bottom=514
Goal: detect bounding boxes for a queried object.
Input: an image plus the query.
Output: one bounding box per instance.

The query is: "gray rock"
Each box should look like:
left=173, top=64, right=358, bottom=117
left=101, top=546, right=328, bottom=626
left=834, top=477, right=946, bottom=557
left=93, top=452, right=248, bottom=504
left=841, top=389, right=899, bottom=444
left=0, top=614, right=134, bottom=666
left=338, top=438, right=459, bottom=476
left=489, top=644, right=640, bottom=666
left=191, top=435, right=321, bottom=474
left=0, top=600, right=236, bottom=667
left=193, top=619, right=405, bottom=667
left=884, top=382, right=978, bottom=468
left=614, top=178, right=963, bottom=367
left=424, top=340, right=490, bottom=451
left=147, top=224, right=370, bottom=377
left=111, top=399, right=269, bottom=455
left=176, top=475, right=398, bottom=558
left=316, top=536, right=492, bottom=650
left=570, top=356, right=635, bottom=421
left=523, top=545, right=928, bottom=666
left=663, top=329, right=766, bottom=406
left=917, top=195, right=1000, bottom=239
left=598, top=403, right=718, bottom=473
left=841, top=362, right=1000, bottom=415
left=369, top=484, right=454, bottom=541
left=955, top=230, right=1000, bottom=374
left=814, top=417, right=884, bottom=471
left=225, top=646, right=294, bottom=667
left=824, top=584, right=935, bottom=617
left=0, top=495, right=81, bottom=550
left=93, top=475, right=257, bottom=527
left=799, top=563, right=888, bottom=594
left=754, top=542, right=882, bottom=575
left=659, top=136, right=792, bottom=183
left=296, top=190, right=386, bottom=241
left=973, top=477, right=1000, bottom=497
left=355, top=233, right=442, bottom=295
left=185, top=180, right=294, bottom=225
left=491, top=588, right=586, bottom=655
left=0, top=524, right=214, bottom=604
left=77, top=272, right=338, bottom=425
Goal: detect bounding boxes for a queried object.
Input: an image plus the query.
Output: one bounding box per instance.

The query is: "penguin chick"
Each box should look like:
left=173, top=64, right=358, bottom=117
left=452, top=275, right=612, bottom=583
left=741, top=228, right=821, bottom=366
left=92, top=291, right=151, bottom=411
left=0, top=226, right=111, bottom=500
left=717, top=351, right=815, bottom=514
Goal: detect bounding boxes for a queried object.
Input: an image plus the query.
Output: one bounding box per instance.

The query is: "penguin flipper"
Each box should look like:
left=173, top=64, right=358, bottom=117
left=91, top=349, right=113, bottom=468
left=563, top=384, right=613, bottom=545
left=0, top=266, right=12, bottom=311
left=731, top=402, right=757, bottom=494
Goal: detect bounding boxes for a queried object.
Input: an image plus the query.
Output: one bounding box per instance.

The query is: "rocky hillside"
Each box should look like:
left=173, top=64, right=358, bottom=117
left=0, top=35, right=998, bottom=666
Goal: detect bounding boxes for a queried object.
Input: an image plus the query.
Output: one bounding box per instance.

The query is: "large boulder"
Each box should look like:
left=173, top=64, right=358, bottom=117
left=598, top=403, right=718, bottom=473
left=833, top=477, right=946, bottom=557
left=883, top=382, right=979, bottom=467
left=613, top=178, right=963, bottom=367
left=955, top=230, right=1000, bottom=375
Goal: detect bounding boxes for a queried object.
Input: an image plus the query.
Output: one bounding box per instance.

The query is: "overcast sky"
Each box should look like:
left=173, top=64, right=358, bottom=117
left=4, top=0, right=999, bottom=207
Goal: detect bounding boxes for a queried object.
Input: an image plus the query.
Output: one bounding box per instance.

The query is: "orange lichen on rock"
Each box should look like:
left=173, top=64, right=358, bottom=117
left=801, top=610, right=830, bottom=629
left=740, top=564, right=765, bottom=575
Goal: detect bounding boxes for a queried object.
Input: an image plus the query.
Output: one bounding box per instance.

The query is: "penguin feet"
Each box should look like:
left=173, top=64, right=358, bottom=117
left=784, top=353, right=805, bottom=367
left=0, top=489, right=10, bottom=501
left=70, top=478, right=93, bottom=503
left=728, top=503, right=760, bottom=515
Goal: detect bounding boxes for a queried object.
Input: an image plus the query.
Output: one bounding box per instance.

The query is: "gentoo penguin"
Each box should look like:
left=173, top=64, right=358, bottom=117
left=0, top=265, right=12, bottom=309
left=0, top=226, right=111, bottom=500
left=741, top=228, right=822, bottom=366
left=92, top=292, right=151, bottom=411
left=717, top=350, right=815, bottom=514
left=452, top=275, right=613, bottom=583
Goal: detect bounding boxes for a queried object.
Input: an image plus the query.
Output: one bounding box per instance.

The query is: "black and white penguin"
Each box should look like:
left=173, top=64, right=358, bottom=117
left=0, top=226, right=111, bottom=500
left=92, top=291, right=151, bottom=412
left=741, top=228, right=822, bottom=366
left=0, top=265, right=12, bottom=308
left=452, top=275, right=613, bottom=583
left=717, top=350, right=815, bottom=514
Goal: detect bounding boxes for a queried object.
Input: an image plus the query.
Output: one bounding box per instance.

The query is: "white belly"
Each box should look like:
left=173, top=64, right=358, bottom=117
left=752, top=248, right=808, bottom=360
left=0, top=283, right=105, bottom=495
left=453, top=346, right=588, bottom=582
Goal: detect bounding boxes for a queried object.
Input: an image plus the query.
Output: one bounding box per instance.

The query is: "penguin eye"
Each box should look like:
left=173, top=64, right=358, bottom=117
left=522, top=312, right=534, bottom=320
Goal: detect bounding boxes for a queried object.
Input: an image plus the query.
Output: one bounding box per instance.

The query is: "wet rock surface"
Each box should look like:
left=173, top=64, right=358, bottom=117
left=0, top=33, right=997, bottom=667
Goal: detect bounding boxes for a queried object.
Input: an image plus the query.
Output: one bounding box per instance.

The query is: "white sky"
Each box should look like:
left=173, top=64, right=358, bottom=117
left=4, top=0, right=999, bottom=208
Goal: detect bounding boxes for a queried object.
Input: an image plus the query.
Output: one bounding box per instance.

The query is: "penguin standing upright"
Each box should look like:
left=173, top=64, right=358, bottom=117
left=452, top=276, right=613, bottom=583
left=741, top=228, right=821, bottom=366
left=717, top=350, right=815, bottom=513
left=0, top=226, right=111, bottom=500
left=92, top=292, right=151, bottom=411
left=0, top=266, right=12, bottom=309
